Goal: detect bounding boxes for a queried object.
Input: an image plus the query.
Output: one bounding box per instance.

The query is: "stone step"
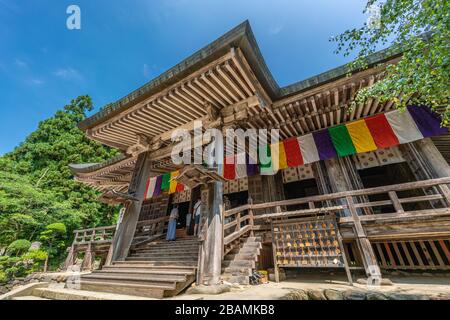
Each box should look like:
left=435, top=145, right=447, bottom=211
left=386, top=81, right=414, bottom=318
left=229, top=247, right=260, bottom=255
left=222, top=266, right=252, bottom=276
left=137, top=240, right=199, bottom=247
left=245, top=237, right=262, bottom=243
left=12, top=295, right=50, bottom=300
left=132, top=248, right=199, bottom=254
left=32, top=287, right=152, bottom=300
left=240, top=242, right=262, bottom=250
left=222, top=259, right=255, bottom=268
left=82, top=273, right=184, bottom=286
left=224, top=253, right=258, bottom=261
left=222, top=274, right=250, bottom=285
left=97, top=268, right=195, bottom=276
left=79, top=280, right=171, bottom=298
left=128, top=255, right=198, bottom=262
left=124, top=258, right=198, bottom=267
left=130, top=252, right=198, bottom=258
left=108, top=262, right=196, bottom=272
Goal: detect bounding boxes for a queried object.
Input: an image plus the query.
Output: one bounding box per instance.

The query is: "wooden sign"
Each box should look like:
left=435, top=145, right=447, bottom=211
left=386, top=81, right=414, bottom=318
left=270, top=214, right=353, bottom=284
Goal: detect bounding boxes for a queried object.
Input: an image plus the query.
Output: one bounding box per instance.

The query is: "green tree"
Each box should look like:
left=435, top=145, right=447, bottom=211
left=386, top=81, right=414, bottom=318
left=0, top=95, right=120, bottom=271
left=4, top=96, right=119, bottom=228
left=332, top=0, right=449, bottom=125
left=40, top=223, right=67, bottom=271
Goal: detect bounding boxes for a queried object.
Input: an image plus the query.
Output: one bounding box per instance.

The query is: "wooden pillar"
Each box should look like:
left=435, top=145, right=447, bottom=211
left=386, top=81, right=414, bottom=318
left=325, top=158, right=380, bottom=278
left=63, top=245, right=77, bottom=270
left=414, top=138, right=450, bottom=178
left=324, top=158, right=352, bottom=217
left=111, top=152, right=154, bottom=261
left=81, top=243, right=94, bottom=271
left=203, top=181, right=224, bottom=285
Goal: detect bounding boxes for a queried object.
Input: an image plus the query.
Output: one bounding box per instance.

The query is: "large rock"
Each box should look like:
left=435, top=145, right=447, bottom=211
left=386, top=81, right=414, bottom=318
left=281, top=289, right=309, bottom=300
left=366, top=291, right=388, bottom=300
left=324, top=289, right=344, bottom=300
left=356, top=278, right=394, bottom=286
left=388, top=293, right=429, bottom=300
left=28, top=242, right=42, bottom=251
left=307, top=289, right=326, bottom=300
left=343, top=289, right=367, bottom=300
left=186, top=284, right=231, bottom=295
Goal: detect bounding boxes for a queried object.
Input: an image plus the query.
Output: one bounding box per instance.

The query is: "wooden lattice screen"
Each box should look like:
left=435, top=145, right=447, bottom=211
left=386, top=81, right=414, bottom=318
left=372, top=239, right=450, bottom=270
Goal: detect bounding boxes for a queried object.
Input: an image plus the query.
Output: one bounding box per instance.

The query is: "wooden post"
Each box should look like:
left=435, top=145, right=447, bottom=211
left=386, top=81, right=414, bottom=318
left=414, top=138, right=450, bottom=178
left=81, top=243, right=93, bottom=271
left=270, top=220, right=280, bottom=283
left=63, top=245, right=76, bottom=270
left=111, top=152, right=154, bottom=261
left=203, top=181, right=224, bottom=285
left=345, top=196, right=380, bottom=278
left=388, top=191, right=404, bottom=213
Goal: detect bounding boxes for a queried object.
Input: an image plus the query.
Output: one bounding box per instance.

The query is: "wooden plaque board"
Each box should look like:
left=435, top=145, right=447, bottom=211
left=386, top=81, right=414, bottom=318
left=270, top=214, right=353, bottom=284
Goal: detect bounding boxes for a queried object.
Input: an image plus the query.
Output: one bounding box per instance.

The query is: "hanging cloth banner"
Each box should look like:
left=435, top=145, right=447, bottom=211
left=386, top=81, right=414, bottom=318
left=364, top=114, right=400, bottom=148
left=283, top=138, right=303, bottom=167
left=169, top=171, right=179, bottom=194
left=346, top=119, right=378, bottom=153
left=313, top=129, right=337, bottom=160
left=144, top=106, right=447, bottom=193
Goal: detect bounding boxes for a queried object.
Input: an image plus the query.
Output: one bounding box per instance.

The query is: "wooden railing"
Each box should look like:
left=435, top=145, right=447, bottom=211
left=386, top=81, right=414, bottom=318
left=222, top=203, right=255, bottom=257
left=240, top=177, right=450, bottom=221
left=73, top=225, right=117, bottom=244
left=222, top=177, right=450, bottom=258
left=133, top=216, right=170, bottom=245
left=64, top=225, right=117, bottom=271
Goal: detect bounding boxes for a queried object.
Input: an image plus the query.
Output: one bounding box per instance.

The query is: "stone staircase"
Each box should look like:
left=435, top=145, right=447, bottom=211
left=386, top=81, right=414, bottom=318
left=78, top=237, right=200, bottom=298
left=221, top=236, right=262, bottom=285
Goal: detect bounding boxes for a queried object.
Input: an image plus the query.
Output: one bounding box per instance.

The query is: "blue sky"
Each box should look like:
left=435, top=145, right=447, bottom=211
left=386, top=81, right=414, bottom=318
left=0, top=0, right=369, bottom=155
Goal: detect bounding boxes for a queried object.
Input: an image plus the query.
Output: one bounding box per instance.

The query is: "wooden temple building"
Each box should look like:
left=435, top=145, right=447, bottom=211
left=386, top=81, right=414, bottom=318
left=66, top=21, right=450, bottom=298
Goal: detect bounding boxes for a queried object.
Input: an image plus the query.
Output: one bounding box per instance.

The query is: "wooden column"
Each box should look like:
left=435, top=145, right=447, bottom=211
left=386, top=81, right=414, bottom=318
left=203, top=181, right=224, bottom=285
left=111, top=152, right=153, bottom=261
left=325, top=157, right=380, bottom=278
left=324, top=158, right=352, bottom=217
left=414, top=138, right=450, bottom=178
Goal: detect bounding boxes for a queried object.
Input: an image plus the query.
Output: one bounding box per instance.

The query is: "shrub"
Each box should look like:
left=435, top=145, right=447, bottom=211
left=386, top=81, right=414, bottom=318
left=0, top=250, right=47, bottom=284
left=45, top=223, right=67, bottom=234
left=6, top=240, right=31, bottom=256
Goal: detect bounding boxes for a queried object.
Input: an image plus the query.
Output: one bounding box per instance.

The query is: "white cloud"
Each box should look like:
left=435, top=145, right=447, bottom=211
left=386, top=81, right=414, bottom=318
left=143, top=63, right=159, bottom=79
left=15, top=58, right=27, bottom=68
left=269, top=25, right=284, bottom=35
left=53, top=67, right=82, bottom=81
left=26, top=77, right=45, bottom=86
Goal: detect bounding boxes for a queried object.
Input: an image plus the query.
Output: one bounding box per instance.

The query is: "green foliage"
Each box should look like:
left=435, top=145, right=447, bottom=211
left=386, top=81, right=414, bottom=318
left=45, top=223, right=67, bottom=234
left=6, top=240, right=31, bottom=256
left=332, top=0, right=450, bottom=125
left=40, top=223, right=68, bottom=262
left=0, top=95, right=120, bottom=272
left=0, top=251, right=47, bottom=284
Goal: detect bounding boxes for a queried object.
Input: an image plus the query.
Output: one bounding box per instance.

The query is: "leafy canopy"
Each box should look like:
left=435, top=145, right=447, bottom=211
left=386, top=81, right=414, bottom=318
left=332, top=0, right=449, bottom=125
left=0, top=96, right=120, bottom=268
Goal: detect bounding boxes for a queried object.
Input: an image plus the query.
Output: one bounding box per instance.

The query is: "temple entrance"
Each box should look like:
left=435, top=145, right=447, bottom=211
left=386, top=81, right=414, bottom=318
left=357, top=162, right=427, bottom=213
left=224, top=190, right=249, bottom=210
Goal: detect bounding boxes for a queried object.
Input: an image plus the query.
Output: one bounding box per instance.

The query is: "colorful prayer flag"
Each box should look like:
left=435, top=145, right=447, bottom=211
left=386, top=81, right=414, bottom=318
left=313, top=130, right=337, bottom=160
left=364, top=114, right=399, bottom=149
left=283, top=137, right=303, bottom=167
left=328, top=125, right=356, bottom=157
left=169, top=171, right=179, bottom=194
left=298, top=134, right=320, bottom=164
left=346, top=119, right=377, bottom=153
left=223, top=155, right=236, bottom=180
left=407, top=106, right=448, bottom=137
left=385, top=109, right=423, bottom=143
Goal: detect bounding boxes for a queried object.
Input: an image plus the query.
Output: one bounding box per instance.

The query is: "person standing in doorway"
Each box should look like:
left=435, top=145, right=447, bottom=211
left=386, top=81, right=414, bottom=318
left=185, top=209, right=192, bottom=234
left=166, top=205, right=179, bottom=241
left=193, top=198, right=202, bottom=236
